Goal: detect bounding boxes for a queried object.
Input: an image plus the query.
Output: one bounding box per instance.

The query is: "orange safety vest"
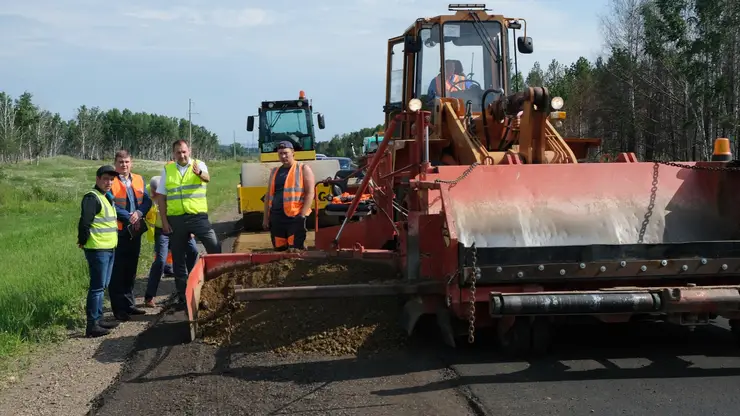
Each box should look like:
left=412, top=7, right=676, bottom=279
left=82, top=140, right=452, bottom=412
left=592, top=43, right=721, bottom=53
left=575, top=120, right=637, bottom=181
left=331, top=192, right=372, bottom=205
left=111, top=173, right=145, bottom=230
left=267, top=162, right=309, bottom=217
left=435, top=74, right=467, bottom=94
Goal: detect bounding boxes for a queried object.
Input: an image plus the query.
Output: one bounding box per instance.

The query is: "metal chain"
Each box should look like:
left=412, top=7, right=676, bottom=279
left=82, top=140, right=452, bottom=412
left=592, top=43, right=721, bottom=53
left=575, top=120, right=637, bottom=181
left=651, top=160, right=740, bottom=171
left=468, top=243, right=479, bottom=344
left=637, top=162, right=659, bottom=244
left=435, top=162, right=479, bottom=184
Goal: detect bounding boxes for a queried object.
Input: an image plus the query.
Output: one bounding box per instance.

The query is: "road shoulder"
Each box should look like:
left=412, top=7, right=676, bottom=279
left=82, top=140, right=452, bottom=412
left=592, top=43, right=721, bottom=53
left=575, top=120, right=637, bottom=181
left=0, top=204, right=242, bottom=416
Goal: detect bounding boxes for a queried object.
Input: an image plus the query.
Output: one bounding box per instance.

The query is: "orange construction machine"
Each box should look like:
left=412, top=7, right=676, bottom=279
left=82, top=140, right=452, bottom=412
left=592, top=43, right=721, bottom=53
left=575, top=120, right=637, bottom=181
left=186, top=4, right=740, bottom=355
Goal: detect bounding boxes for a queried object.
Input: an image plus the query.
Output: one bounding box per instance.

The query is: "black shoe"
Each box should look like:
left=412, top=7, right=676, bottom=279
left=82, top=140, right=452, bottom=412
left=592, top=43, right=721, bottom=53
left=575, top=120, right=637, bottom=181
left=129, top=307, right=146, bottom=315
left=114, top=312, right=131, bottom=321
left=98, top=320, right=120, bottom=329
left=86, top=325, right=111, bottom=338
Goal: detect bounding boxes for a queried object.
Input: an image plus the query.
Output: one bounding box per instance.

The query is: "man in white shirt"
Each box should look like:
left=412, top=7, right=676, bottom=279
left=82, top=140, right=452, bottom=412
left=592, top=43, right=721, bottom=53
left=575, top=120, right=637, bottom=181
left=157, top=140, right=221, bottom=306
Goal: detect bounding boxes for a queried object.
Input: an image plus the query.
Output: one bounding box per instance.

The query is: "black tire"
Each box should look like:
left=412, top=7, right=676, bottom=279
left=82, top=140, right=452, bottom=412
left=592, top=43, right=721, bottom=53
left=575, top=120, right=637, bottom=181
left=241, top=212, right=264, bottom=233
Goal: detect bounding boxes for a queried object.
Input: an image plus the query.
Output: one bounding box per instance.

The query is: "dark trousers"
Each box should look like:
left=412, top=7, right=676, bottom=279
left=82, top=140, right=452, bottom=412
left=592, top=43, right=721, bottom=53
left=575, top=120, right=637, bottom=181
left=109, top=232, right=142, bottom=314
left=145, top=227, right=198, bottom=300
left=269, top=211, right=307, bottom=250
left=84, top=249, right=115, bottom=328
left=169, top=213, right=221, bottom=301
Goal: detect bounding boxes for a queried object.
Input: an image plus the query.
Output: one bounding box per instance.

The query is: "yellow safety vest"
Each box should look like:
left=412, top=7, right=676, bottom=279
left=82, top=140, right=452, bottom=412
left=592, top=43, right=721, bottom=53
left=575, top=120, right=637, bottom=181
left=84, top=190, right=118, bottom=250
left=144, top=184, right=160, bottom=243
left=164, top=159, right=208, bottom=216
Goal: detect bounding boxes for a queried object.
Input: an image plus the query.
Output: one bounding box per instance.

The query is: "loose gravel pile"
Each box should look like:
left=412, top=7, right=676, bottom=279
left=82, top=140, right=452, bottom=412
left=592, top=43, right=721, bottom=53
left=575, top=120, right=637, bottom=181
left=197, top=257, right=410, bottom=357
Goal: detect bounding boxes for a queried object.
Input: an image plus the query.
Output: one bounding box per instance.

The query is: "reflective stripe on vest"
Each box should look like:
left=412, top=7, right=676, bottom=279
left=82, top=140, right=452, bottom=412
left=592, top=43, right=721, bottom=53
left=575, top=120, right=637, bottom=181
left=435, top=74, right=467, bottom=94
left=164, top=159, right=208, bottom=216
left=267, top=162, right=309, bottom=217
left=84, top=190, right=118, bottom=250
left=111, top=173, right=145, bottom=230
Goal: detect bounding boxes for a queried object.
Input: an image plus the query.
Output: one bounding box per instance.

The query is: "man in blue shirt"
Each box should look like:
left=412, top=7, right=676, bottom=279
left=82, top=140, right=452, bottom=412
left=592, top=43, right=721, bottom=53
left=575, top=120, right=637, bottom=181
left=109, top=150, right=153, bottom=321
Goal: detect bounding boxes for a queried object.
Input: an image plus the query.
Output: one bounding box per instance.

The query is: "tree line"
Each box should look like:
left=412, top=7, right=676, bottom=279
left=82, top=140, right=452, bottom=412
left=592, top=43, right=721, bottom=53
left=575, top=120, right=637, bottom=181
left=0, top=91, right=220, bottom=164
left=513, top=0, right=740, bottom=161
left=315, top=125, right=384, bottom=158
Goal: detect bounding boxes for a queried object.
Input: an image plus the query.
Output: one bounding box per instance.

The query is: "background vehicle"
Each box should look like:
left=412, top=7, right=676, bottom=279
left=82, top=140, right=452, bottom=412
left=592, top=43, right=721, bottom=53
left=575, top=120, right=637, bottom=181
left=238, top=91, right=340, bottom=231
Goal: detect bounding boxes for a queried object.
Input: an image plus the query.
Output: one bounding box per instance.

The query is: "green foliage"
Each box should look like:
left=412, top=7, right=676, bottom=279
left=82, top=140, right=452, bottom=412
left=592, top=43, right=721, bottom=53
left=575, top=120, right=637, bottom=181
left=0, top=91, right=220, bottom=163
left=315, top=125, right=384, bottom=158
left=520, top=0, right=740, bottom=161
left=0, top=157, right=241, bottom=362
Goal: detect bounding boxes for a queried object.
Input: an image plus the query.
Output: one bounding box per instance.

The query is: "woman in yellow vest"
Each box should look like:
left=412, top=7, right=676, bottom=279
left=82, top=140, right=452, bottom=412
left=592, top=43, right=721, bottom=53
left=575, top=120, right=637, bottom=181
left=143, top=175, right=199, bottom=307
left=77, top=165, right=121, bottom=338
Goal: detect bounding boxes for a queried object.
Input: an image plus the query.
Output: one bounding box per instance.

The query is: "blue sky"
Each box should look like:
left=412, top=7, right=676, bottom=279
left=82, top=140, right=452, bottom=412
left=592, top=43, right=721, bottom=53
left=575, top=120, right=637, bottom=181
left=0, top=0, right=610, bottom=147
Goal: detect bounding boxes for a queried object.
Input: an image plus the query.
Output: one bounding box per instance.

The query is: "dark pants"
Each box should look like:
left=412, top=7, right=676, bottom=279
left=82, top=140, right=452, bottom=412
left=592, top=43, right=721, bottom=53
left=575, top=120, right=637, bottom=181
left=169, top=213, right=221, bottom=301
left=109, top=231, right=142, bottom=314
left=269, top=211, right=307, bottom=250
left=145, top=227, right=198, bottom=301
left=84, top=248, right=115, bottom=328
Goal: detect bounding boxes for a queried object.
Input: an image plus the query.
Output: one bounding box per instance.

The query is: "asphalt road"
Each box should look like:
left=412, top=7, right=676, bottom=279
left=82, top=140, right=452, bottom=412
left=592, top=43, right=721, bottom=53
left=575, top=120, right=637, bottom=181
left=89, top=221, right=740, bottom=415
left=89, top=307, right=740, bottom=416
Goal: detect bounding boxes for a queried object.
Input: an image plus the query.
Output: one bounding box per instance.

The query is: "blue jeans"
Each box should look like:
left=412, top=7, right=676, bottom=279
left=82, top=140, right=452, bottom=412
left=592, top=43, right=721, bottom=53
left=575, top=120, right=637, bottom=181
left=145, top=227, right=198, bottom=300
left=84, top=249, right=115, bottom=328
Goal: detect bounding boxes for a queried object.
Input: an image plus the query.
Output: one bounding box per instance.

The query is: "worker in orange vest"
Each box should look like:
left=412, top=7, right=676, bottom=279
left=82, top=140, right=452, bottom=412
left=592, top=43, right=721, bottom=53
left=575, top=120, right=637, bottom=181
left=262, top=141, right=315, bottom=250
left=109, top=149, right=152, bottom=321
left=427, top=60, right=471, bottom=98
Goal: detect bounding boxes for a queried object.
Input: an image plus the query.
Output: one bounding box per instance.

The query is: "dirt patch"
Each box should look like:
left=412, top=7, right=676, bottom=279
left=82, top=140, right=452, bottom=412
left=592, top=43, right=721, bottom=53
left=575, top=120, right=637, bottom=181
left=197, top=257, right=410, bottom=357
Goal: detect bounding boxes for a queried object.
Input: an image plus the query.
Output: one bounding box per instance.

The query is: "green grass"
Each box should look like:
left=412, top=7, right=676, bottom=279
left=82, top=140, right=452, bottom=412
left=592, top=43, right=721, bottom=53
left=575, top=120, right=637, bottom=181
left=0, top=156, right=241, bottom=363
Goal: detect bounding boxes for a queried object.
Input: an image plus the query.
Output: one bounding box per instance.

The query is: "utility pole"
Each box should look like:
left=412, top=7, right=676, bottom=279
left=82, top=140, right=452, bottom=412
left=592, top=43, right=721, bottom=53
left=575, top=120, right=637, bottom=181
left=233, top=130, right=237, bottom=160
left=187, top=98, right=199, bottom=151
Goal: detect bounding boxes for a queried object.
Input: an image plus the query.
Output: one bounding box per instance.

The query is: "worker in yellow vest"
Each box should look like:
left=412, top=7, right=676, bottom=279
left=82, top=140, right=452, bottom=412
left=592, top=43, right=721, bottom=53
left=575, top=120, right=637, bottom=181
left=263, top=141, right=315, bottom=251
left=144, top=175, right=199, bottom=307
left=77, top=165, right=121, bottom=338
left=158, top=140, right=221, bottom=306
left=109, top=150, right=153, bottom=321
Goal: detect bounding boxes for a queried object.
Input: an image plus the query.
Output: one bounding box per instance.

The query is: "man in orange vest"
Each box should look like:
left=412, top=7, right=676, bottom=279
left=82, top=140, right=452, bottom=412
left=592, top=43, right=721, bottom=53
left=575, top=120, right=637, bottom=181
left=110, top=149, right=153, bottom=321
left=262, top=141, right=315, bottom=250
left=427, top=59, right=471, bottom=98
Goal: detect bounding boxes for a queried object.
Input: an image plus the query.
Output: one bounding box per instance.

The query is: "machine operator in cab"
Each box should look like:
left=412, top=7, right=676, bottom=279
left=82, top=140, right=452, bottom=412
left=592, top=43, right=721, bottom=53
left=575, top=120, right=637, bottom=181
left=427, top=59, right=472, bottom=98
left=262, top=141, right=316, bottom=251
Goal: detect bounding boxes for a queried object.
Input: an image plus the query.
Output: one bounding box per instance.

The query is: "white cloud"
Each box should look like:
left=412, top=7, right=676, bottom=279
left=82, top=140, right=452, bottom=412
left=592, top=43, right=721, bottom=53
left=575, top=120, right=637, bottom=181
left=0, top=0, right=604, bottom=70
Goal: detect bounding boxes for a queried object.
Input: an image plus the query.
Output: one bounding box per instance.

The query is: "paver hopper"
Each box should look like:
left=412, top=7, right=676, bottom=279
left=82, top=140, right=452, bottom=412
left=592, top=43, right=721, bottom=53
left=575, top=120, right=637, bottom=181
left=185, top=4, right=740, bottom=355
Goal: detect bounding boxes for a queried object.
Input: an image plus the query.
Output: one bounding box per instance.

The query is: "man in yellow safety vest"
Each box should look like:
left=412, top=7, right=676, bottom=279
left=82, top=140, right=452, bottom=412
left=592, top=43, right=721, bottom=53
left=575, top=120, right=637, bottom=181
left=157, top=140, right=221, bottom=306
left=263, top=141, right=315, bottom=251
left=77, top=165, right=121, bottom=337
left=144, top=175, right=199, bottom=307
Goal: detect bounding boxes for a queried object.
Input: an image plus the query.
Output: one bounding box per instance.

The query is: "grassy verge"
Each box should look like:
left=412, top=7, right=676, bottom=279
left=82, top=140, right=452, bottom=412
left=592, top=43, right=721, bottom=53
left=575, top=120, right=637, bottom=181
left=0, top=156, right=241, bottom=365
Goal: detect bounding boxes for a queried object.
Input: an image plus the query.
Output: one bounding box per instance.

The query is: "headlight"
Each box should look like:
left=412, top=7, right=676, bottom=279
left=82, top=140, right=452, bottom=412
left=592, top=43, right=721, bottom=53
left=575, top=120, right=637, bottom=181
left=408, top=98, right=422, bottom=112
left=551, top=96, right=564, bottom=110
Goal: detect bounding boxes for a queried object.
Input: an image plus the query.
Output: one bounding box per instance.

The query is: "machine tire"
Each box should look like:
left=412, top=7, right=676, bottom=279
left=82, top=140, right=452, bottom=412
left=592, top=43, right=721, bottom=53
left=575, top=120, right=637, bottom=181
left=730, top=319, right=740, bottom=345
left=529, top=317, right=553, bottom=356
left=498, top=318, right=532, bottom=356
left=241, top=212, right=264, bottom=233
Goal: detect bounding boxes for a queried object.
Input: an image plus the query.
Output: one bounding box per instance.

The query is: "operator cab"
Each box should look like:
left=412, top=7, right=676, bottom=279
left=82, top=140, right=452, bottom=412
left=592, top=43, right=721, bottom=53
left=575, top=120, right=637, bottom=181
left=246, top=90, right=326, bottom=156
left=386, top=4, right=534, bottom=120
